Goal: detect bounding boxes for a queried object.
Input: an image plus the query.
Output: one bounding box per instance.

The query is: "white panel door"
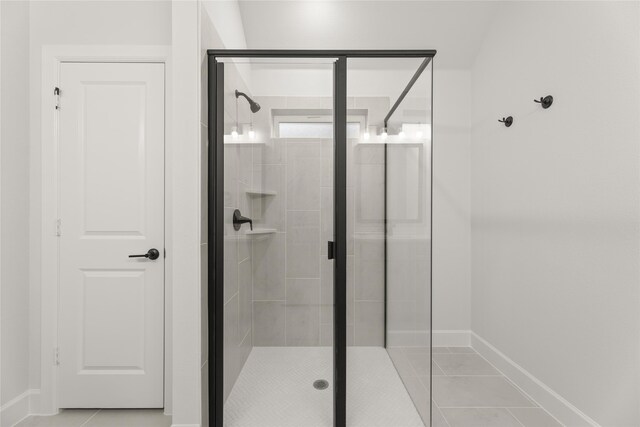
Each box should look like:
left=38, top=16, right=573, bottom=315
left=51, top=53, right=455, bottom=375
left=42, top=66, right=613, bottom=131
left=58, top=62, right=165, bottom=408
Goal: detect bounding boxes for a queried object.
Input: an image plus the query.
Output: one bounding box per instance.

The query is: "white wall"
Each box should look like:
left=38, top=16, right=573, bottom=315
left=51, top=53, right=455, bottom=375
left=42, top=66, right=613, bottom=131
left=1, top=0, right=30, bottom=419
left=470, top=2, right=640, bottom=425
left=171, top=1, right=201, bottom=424
left=202, top=0, right=247, bottom=50
left=26, top=0, right=171, bottom=412
left=432, top=69, right=471, bottom=333
left=201, top=0, right=251, bottom=89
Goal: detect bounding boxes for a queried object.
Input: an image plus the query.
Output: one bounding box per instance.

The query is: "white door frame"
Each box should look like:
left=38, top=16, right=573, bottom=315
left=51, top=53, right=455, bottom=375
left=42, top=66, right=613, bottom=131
left=39, top=45, right=173, bottom=416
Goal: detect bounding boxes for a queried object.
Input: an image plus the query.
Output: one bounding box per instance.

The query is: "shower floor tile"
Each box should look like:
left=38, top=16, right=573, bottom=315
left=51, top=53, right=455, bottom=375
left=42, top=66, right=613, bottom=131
left=223, top=346, right=425, bottom=427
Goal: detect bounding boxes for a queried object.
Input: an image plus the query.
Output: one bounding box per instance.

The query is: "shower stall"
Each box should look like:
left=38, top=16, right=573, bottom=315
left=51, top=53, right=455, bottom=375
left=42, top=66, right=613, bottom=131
left=207, top=50, right=435, bottom=427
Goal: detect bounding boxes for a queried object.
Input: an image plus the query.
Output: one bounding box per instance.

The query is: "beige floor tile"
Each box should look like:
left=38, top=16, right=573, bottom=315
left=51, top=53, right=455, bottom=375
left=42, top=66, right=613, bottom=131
left=399, top=375, right=431, bottom=425
left=447, top=347, right=476, bottom=354
left=406, top=352, right=433, bottom=376
left=433, top=376, right=536, bottom=408
left=433, top=353, right=500, bottom=376
left=432, top=361, right=446, bottom=376
left=84, top=409, right=170, bottom=427
left=15, top=410, right=99, bottom=427
left=432, top=403, right=450, bottom=427
left=441, top=408, right=522, bottom=427
left=508, top=408, right=563, bottom=427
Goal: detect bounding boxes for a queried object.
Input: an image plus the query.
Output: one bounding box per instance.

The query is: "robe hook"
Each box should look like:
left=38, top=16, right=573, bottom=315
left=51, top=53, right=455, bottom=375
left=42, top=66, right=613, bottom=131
left=534, top=95, right=553, bottom=109
left=498, top=116, right=513, bottom=127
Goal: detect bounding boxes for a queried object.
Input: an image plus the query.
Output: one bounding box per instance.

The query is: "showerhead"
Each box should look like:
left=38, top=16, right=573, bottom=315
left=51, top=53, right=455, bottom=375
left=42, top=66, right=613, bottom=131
left=235, top=90, right=261, bottom=113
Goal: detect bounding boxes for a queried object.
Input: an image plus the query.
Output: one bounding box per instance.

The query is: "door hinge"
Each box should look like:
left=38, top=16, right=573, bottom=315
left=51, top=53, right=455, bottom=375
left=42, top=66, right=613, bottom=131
left=56, top=219, right=62, bottom=236
left=54, top=347, right=60, bottom=366
left=54, top=87, right=60, bottom=110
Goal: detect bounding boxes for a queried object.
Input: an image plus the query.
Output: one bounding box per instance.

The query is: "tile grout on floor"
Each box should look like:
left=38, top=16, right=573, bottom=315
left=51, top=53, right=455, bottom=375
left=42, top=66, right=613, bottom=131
left=432, top=345, right=565, bottom=427
left=79, top=409, right=101, bottom=427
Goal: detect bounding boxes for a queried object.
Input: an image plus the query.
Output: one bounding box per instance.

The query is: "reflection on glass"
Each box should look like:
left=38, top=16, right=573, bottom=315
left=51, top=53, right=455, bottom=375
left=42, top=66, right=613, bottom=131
left=347, top=58, right=433, bottom=427
left=278, top=122, right=360, bottom=139
left=220, top=57, right=335, bottom=427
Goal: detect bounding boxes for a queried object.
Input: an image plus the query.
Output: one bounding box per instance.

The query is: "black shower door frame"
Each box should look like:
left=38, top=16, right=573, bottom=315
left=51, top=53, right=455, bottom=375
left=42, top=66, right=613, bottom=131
left=207, top=50, right=436, bottom=427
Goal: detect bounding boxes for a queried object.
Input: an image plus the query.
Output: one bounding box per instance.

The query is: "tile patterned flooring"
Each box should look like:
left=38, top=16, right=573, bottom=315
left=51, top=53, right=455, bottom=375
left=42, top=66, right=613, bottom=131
left=14, top=346, right=563, bottom=427
left=15, top=409, right=171, bottom=427
left=429, top=347, right=563, bottom=427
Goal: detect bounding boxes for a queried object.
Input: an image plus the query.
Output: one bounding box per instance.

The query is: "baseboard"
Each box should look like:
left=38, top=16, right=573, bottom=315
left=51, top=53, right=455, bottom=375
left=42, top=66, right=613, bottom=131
left=471, top=332, right=599, bottom=427
left=433, top=329, right=471, bottom=347
left=0, top=389, right=38, bottom=427
left=171, top=424, right=200, bottom=427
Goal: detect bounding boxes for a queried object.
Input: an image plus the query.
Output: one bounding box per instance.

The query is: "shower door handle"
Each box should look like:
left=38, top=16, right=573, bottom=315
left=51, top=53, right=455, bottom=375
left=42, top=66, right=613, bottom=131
left=327, top=241, right=335, bottom=260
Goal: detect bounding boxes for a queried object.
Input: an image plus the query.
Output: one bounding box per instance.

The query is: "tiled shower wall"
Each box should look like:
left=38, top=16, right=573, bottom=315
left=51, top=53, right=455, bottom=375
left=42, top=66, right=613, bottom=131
left=222, top=143, right=254, bottom=399
left=200, top=46, right=258, bottom=403
left=248, top=96, right=390, bottom=347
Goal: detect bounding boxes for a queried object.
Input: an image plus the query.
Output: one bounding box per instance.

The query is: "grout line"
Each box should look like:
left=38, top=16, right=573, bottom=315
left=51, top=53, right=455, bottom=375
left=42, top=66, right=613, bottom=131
left=433, top=402, right=452, bottom=427
left=471, top=344, right=552, bottom=412
left=438, top=406, right=546, bottom=409
left=79, top=409, right=101, bottom=427
left=239, top=328, right=251, bottom=348
left=435, top=374, right=505, bottom=377
left=470, top=336, right=568, bottom=426
left=506, top=408, right=528, bottom=427
left=431, top=357, right=446, bottom=376
left=432, top=347, right=538, bottom=425
left=404, top=350, right=425, bottom=379
left=224, top=290, right=240, bottom=305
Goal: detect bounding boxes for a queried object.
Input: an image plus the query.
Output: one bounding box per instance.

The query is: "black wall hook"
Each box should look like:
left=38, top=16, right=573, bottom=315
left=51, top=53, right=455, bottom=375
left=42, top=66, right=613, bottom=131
left=498, top=116, right=513, bottom=127
left=534, top=95, right=553, bottom=109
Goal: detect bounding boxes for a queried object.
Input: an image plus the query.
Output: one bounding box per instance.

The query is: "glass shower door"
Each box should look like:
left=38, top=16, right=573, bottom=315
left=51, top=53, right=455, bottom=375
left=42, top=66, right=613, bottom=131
left=345, top=57, right=433, bottom=427
left=212, top=56, right=341, bottom=427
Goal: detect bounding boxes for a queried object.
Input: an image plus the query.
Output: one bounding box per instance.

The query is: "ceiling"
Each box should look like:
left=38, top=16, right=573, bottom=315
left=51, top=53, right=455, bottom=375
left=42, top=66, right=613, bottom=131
left=237, top=1, right=500, bottom=69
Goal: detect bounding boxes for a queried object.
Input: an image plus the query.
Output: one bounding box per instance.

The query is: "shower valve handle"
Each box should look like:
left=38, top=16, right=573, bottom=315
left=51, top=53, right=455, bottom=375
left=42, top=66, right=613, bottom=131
left=233, top=209, right=253, bottom=231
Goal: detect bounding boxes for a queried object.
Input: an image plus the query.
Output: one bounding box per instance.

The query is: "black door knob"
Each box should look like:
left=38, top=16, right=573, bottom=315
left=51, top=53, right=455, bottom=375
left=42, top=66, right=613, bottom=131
left=129, top=248, right=160, bottom=260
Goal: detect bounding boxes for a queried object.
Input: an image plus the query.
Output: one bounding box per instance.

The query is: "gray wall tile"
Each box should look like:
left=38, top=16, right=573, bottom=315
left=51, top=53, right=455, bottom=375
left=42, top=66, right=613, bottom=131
left=252, top=233, right=285, bottom=300
left=247, top=97, right=389, bottom=348
left=354, top=163, right=385, bottom=233
left=223, top=233, right=238, bottom=305
left=354, top=236, right=385, bottom=301
left=354, top=301, right=384, bottom=346
left=252, top=164, right=285, bottom=231
left=287, top=141, right=321, bottom=210
left=253, top=301, right=286, bottom=346
left=286, top=211, right=320, bottom=278
left=238, top=258, right=252, bottom=340
left=285, top=277, right=321, bottom=346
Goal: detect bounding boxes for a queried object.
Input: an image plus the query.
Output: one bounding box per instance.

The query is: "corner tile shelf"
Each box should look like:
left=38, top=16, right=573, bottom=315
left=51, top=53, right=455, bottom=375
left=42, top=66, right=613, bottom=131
left=245, top=228, right=277, bottom=236
left=246, top=189, right=277, bottom=197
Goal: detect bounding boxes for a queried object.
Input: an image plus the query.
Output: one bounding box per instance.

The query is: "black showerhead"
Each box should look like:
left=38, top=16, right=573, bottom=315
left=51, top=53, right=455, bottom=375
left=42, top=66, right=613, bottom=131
left=235, top=90, right=261, bottom=113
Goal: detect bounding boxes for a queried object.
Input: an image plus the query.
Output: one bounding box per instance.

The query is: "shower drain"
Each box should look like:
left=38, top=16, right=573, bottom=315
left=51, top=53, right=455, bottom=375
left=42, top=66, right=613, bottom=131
left=313, top=379, right=329, bottom=390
